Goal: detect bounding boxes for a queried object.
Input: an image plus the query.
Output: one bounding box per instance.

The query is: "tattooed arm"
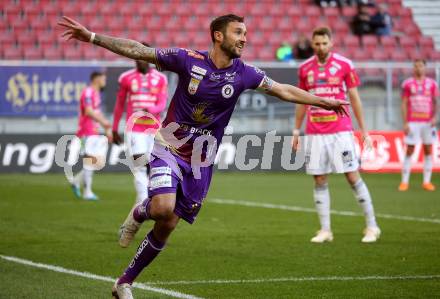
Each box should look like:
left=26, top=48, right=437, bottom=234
left=258, top=76, right=349, bottom=115
left=58, top=16, right=156, bottom=63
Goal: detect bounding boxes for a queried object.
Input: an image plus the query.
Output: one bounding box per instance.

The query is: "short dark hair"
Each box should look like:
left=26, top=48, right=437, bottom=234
left=414, top=58, right=426, bottom=65
left=312, top=27, right=332, bottom=39
left=90, top=71, right=104, bottom=82
left=210, top=14, right=244, bottom=43
left=142, top=42, right=151, bottom=47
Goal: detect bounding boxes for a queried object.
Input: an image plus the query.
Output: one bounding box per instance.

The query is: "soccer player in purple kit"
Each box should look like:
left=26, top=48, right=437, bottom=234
left=59, top=14, right=349, bottom=298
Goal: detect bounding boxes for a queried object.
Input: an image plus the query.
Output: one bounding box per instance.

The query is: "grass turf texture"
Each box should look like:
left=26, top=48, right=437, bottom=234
left=0, top=172, right=439, bottom=298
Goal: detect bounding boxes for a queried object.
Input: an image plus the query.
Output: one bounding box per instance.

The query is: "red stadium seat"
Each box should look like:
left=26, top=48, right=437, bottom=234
left=342, top=6, right=356, bottom=18
left=3, top=45, right=23, bottom=59
left=63, top=46, right=83, bottom=60
left=371, top=50, right=388, bottom=61
left=352, top=50, right=369, bottom=61
left=0, top=32, right=15, bottom=44
left=418, top=36, right=434, bottom=49
left=344, top=35, right=360, bottom=48
left=379, top=36, right=397, bottom=48
left=361, top=35, right=379, bottom=52
left=333, top=20, right=350, bottom=35
left=42, top=45, right=62, bottom=60
left=23, top=46, right=43, bottom=60
left=390, top=50, right=407, bottom=62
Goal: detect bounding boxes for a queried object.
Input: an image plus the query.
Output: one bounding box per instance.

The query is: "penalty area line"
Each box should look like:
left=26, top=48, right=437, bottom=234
left=147, top=274, right=440, bottom=286
left=209, top=198, right=440, bottom=224
left=0, top=255, right=203, bottom=299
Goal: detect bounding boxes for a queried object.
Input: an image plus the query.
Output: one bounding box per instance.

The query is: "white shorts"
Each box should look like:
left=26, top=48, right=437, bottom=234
left=125, top=132, right=155, bottom=157
left=404, top=122, right=437, bottom=145
left=83, top=135, right=108, bottom=157
left=304, top=131, right=359, bottom=175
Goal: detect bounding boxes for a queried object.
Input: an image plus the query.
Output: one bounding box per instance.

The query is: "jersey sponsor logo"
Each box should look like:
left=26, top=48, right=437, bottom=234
left=308, top=87, right=341, bottom=94
left=190, top=72, right=203, bottom=80
left=221, top=84, right=234, bottom=99
left=158, top=48, right=179, bottom=56
left=225, top=71, right=236, bottom=82
left=188, top=77, right=201, bottom=95
left=350, top=71, right=357, bottom=84
left=185, top=49, right=204, bottom=60
left=307, top=70, right=314, bottom=85
left=150, top=166, right=172, bottom=176
left=328, top=77, right=341, bottom=84
left=149, top=174, right=172, bottom=189
left=209, top=73, right=222, bottom=82
left=410, top=112, right=430, bottom=119
left=329, top=66, right=338, bottom=75
left=191, top=65, right=207, bottom=76
left=179, top=123, right=213, bottom=136
left=131, top=79, right=139, bottom=92
left=310, top=114, right=338, bottom=122
left=246, top=64, right=265, bottom=76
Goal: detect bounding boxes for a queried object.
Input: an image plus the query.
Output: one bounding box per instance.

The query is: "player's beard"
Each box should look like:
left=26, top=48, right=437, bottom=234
left=220, top=40, right=241, bottom=59
left=317, top=51, right=330, bottom=63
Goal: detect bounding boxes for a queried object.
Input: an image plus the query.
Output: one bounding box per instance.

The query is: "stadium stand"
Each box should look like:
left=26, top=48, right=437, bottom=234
left=1, top=0, right=439, bottom=61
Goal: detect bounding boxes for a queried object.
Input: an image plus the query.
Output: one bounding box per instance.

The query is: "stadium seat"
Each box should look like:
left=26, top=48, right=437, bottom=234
left=371, top=50, right=388, bottom=61
left=390, top=50, right=407, bottom=62
left=361, top=35, right=379, bottom=51
left=42, top=45, right=62, bottom=60
left=342, top=6, right=356, bottom=18
left=344, top=35, right=360, bottom=48
left=418, top=36, right=434, bottom=49
left=63, top=47, right=82, bottom=60
left=3, top=45, right=23, bottom=59
left=23, top=47, right=43, bottom=60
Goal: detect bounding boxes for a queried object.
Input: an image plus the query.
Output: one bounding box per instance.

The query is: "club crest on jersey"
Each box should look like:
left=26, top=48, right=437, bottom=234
left=222, top=84, right=234, bottom=99
left=329, top=66, right=338, bottom=75
left=131, top=80, right=139, bottom=92
left=191, top=65, right=207, bottom=76
left=188, top=77, right=200, bottom=95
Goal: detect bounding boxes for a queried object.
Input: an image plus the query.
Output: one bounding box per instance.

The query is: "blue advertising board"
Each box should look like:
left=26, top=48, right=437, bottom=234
left=0, top=66, right=101, bottom=116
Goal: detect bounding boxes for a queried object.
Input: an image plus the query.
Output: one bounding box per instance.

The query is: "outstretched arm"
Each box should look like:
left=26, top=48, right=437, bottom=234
left=58, top=16, right=156, bottom=63
left=258, top=76, right=349, bottom=115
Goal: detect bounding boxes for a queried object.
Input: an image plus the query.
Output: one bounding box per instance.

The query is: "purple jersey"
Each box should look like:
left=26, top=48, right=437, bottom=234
left=155, top=48, right=265, bottom=161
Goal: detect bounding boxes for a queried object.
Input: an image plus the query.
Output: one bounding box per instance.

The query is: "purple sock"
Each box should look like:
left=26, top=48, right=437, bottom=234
left=118, top=230, right=165, bottom=285
left=133, top=198, right=152, bottom=223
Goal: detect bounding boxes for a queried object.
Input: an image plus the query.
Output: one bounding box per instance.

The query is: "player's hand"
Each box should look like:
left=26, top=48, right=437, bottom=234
left=58, top=16, right=92, bottom=43
left=403, top=123, right=410, bottom=135
left=291, top=134, right=300, bottom=151
left=112, top=131, right=122, bottom=145
left=320, top=98, right=350, bottom=117
left=362, top=132, right=372, bottom=151
left=105, top=128, right=113, bottom=143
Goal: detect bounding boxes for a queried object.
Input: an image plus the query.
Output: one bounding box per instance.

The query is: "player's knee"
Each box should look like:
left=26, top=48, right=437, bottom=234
left=314, top=175, right=327, bottom=187
left=150, top=200, right=175, bottom=220
left=406, top=146, right=415, bottom=156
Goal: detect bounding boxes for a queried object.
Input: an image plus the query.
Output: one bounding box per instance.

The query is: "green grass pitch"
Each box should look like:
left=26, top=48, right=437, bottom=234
left=0, top=172, right=439, bottom=298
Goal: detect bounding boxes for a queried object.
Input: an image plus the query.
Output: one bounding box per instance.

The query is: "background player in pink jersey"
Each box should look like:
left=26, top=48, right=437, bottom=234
left=399, top=59, right=439, bottom=192
left=112, top=47, right=168, bottom=238
left=70, top=71, right=112, bottom=200
left=292, top=27, right=380, bottom=243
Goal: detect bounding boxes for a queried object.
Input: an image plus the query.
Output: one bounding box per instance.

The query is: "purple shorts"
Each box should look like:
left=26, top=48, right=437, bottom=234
left=148, top=145, right=213, bottom=224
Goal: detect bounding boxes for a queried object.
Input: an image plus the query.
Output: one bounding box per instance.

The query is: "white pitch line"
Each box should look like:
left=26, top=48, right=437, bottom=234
left=209, top=198, right=440, bottom=224
left=0, top=255, right=203, bottom=299
left=146, top=274, right=440, bottom=286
